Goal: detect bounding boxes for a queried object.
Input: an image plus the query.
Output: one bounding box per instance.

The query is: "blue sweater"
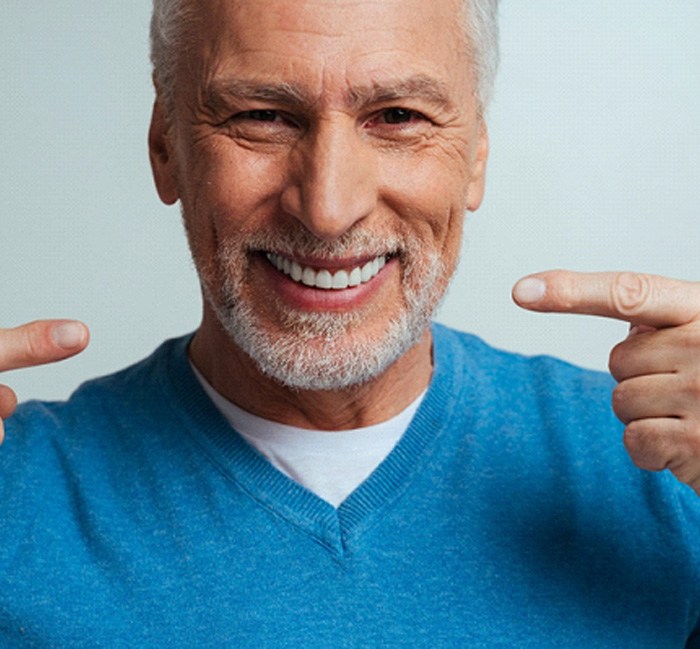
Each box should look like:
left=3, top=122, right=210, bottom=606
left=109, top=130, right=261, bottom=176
left=2, top=324, right=699, bottom=647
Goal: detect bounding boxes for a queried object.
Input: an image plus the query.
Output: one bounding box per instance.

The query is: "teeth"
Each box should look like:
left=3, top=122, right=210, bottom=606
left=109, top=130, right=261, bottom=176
left=332, top=270, right=349, bottom=289
left=316, top=269, right=332, bottom=289
left=348, top=268, right=362, bottom=287
left=265, top=252, right=388, bottom=290
left=302, top=267, right=316, bottom=287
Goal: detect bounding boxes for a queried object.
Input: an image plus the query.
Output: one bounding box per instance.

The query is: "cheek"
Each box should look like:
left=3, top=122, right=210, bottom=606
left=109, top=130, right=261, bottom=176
left=379, top=147, right=469, bottom=255
left=180, top=141, right=287, bottom=241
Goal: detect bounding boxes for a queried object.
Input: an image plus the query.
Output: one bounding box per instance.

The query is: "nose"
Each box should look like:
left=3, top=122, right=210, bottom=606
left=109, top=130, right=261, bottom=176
left=280, top=117, right=378, bottom=241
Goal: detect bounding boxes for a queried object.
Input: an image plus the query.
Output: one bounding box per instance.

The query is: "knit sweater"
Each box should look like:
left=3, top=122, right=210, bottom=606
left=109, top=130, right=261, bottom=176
left=2, top=324, right=699, bottom=647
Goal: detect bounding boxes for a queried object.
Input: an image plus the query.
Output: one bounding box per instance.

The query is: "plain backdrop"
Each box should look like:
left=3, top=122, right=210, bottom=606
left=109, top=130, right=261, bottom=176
left=1, top=1, right=699, bottom=402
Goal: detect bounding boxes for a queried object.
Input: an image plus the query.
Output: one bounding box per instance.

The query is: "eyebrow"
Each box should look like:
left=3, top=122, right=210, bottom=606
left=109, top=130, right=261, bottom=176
left=204, top=79, right=308, bottom=110
left=205, top=74, right=454, bottom=112
left=346, top=75, right=454, bottom=111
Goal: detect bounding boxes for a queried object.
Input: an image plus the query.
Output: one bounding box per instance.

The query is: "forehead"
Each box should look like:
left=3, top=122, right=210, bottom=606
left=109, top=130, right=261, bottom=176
left=181, top=0, right=471, bottom=104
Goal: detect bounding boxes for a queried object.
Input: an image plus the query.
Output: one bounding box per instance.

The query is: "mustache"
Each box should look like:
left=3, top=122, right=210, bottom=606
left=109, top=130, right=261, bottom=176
left=238, top=225, right=409, bottom=261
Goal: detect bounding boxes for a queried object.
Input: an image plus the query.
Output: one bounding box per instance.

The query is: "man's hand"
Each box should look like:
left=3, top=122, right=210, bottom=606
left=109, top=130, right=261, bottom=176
left=513, top=270, right=700, bottom=495
left=0, top=321, right=89, bottom=443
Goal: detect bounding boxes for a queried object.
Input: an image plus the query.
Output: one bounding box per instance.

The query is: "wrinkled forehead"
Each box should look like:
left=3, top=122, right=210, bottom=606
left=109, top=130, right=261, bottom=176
left=175, top=0, right=472, bottom=104
left=186, top=0, right=468, bottom=44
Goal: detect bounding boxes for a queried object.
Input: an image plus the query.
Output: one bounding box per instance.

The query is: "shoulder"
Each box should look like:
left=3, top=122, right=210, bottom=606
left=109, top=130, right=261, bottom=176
left=431, top=322, right=614, bottom=409
left=430, top=323, right=621, bottom=473
left=431, top=323, right=700, bottom=563
left=2, top=334, right=195, bottom=463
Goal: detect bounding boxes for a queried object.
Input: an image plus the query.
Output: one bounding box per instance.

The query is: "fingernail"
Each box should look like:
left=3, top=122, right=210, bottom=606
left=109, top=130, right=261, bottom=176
left=627, top=324, right=655, bottom=339
left=52, top=323, right=85, bottom=349
left=627, top=325, right=641, bottom=339
left=514, top=277, right=546, bottom=304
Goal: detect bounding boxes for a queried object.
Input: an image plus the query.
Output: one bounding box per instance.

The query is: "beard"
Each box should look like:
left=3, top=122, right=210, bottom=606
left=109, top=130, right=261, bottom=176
left=192, top=220, right=452, bottom=392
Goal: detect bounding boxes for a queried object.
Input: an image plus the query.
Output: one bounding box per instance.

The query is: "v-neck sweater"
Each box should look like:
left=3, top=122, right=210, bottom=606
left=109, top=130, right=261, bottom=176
left=190, top=361, right=425, bottom=508
left=2, top=323, right=700, bottom=647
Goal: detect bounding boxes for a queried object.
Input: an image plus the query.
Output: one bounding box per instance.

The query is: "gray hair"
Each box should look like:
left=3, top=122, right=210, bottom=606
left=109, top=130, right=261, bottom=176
left=150, top=0, right=500, bottom=113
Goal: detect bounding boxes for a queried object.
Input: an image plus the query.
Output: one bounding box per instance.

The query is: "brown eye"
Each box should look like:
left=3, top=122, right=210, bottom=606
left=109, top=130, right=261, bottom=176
left=382, top=108, right=418, bottom=124
left=244, top=109, right=278, bottom=122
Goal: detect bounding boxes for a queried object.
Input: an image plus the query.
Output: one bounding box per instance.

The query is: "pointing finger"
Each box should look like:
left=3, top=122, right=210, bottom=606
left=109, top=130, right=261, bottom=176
left=512, top=270, right=700, bottom=328
left=0, top=320, right=90, bottom=372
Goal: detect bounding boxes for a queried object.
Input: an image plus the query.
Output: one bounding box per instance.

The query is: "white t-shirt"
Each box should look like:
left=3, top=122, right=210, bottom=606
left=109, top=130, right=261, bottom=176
left=191, top=364, right=425, bottom=507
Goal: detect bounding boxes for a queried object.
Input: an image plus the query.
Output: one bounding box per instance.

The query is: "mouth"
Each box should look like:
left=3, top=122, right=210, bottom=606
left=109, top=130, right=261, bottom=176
left=263, top=251, right=393, bottom=290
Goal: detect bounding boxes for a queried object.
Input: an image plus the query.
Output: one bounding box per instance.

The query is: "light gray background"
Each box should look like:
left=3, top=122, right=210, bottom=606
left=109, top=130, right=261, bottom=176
left=2, top=1, right=699, bottom=402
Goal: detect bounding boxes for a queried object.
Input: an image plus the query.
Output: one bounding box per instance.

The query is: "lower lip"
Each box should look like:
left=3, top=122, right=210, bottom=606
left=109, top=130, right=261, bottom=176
left=255, top=254, right=397, bottom=312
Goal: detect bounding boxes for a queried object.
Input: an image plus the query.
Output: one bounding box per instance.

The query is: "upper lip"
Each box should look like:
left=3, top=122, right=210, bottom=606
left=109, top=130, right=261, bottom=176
left=258, top=250, right=394, bottom=271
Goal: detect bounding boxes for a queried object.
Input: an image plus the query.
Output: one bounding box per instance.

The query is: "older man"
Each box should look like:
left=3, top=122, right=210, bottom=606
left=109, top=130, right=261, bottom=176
left=1, top=0, right=700, bottom=646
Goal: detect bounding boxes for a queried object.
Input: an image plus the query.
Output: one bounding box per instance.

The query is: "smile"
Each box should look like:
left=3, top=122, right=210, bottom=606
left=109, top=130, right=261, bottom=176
left=264, top=252, right=388, bottom=290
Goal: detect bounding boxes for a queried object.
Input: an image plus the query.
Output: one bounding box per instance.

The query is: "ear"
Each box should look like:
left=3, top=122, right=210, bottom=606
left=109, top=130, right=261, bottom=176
left=465, top=121, right=489, bottom=212
left=148, top=99, right=180, bottom=205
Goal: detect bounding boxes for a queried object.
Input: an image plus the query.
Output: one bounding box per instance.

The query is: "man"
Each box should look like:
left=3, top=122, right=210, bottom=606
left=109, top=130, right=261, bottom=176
left=1, top=0, right=699, bottom=646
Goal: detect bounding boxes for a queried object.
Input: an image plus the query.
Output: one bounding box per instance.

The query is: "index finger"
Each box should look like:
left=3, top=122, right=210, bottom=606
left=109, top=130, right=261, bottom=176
left=0, top=320, right=90, bottom=372
left=512, top=270, right=700, bottom=327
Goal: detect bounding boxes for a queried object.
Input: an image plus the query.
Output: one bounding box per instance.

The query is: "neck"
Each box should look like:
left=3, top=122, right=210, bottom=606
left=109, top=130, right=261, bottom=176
left=188, top=310, right=433, bottom=431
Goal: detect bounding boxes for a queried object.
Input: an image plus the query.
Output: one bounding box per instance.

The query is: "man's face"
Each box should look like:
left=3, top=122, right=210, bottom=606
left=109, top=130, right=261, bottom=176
left=150, top=0, right=488, bottom=390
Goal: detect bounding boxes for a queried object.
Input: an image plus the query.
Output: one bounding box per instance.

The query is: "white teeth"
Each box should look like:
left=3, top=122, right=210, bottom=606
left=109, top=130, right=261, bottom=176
left=302, top=267, right=316, bottom=287
left=348, top=268, right=362, bottom=287
left=316, top=269, right=332, bottom=289
left=332, top=270, right=349, bottom=290
left=265, top=252, right=388, bottom=290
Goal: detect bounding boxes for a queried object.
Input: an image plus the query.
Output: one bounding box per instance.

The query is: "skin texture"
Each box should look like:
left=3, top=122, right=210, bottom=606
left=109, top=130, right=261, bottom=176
left=149, top=0, right=488, bottom=429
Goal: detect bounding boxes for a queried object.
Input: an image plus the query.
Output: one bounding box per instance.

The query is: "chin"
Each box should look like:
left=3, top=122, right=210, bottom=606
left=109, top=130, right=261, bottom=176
left=210, top=298, right=428, bottom=391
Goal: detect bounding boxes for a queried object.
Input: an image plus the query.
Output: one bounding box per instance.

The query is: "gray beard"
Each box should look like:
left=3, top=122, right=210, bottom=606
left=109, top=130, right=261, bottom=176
left=200, top=227, right=449, bottom=392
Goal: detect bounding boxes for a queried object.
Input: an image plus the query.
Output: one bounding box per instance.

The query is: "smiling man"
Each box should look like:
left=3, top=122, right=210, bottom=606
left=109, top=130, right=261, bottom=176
left=149, top=0, right=488, bottom=431
left=1, top=0, right=700, bottom=646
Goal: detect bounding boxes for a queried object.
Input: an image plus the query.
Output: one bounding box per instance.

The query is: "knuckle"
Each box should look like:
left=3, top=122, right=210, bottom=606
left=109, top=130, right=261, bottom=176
left=21, top=330, right=43, bottom=362
left=611, top=383, right=631, bottom=422
left=670, top=464, right=700, bottom=489
left=686, top=373, right=700, bottom=400
left=19, top=322, right=50, bottom=363
left=639, top=419, right=700, bottom=485
left=0, top=384, right=18, bottom=420
left=558, top=272, right=583, bottom=311
left=608, top=342, right=628, bottom=380
left=610, top=272, right=652, bottom=318
left=678, top=321, right=700, bottom=343
left=622, top=422, right=643, bottom=455
left=543, top=271, right=578, bottom=311
left=623, top=422, right=668, bottom=471
left=681, top=419, right=700, bottom=450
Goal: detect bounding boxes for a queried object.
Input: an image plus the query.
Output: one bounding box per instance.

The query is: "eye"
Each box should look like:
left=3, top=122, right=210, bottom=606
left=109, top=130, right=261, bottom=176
left=237, top=109, right=280, bottom=122
left=380, top=107, right=422, bottom=125
left=364, top=107, right=432, bottom=135
left=225, top=108, right=302, bottom=144
left=363, top=106, right=433, bottom=143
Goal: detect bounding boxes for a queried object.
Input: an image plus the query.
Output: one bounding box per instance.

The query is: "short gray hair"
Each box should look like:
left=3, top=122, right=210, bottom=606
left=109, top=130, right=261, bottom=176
left=150, top=0, right=500, bottom=112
